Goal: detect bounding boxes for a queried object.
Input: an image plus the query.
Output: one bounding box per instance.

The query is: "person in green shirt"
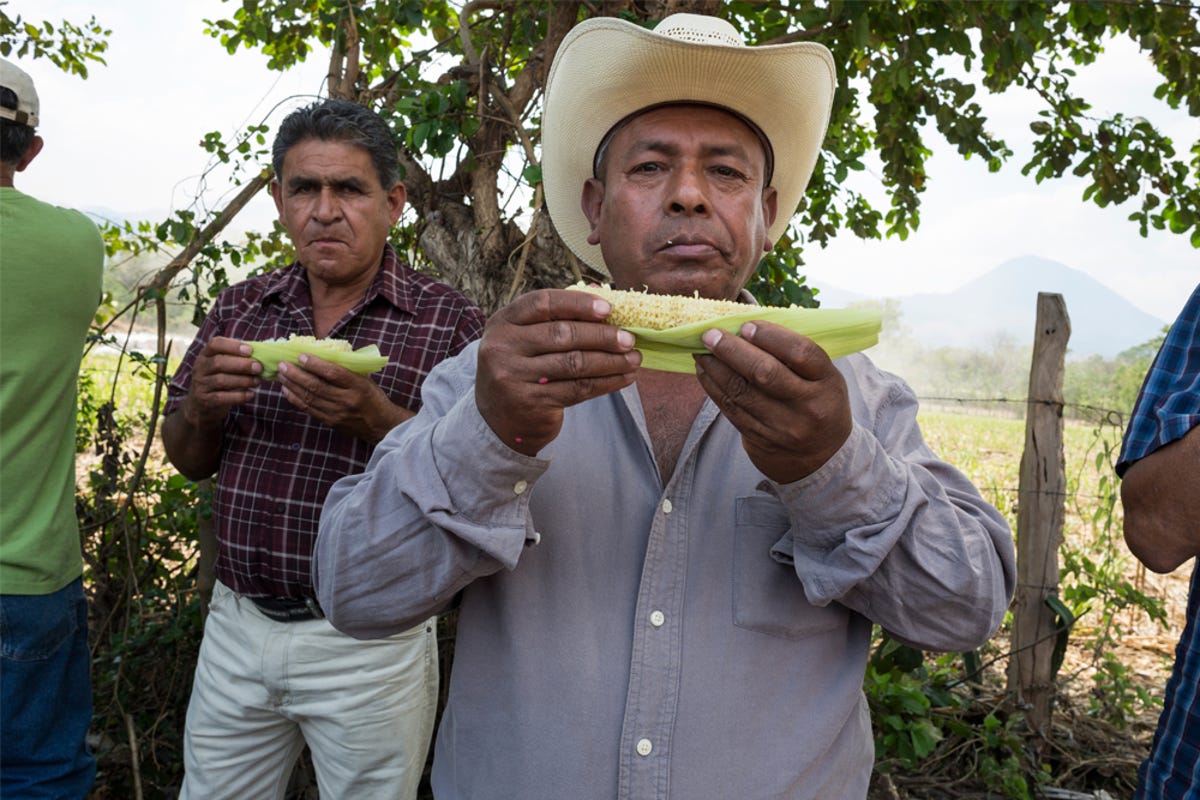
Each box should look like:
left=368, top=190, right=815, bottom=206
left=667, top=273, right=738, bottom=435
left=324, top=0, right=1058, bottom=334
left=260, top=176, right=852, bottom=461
left=0, top=56, right=104, bottom=799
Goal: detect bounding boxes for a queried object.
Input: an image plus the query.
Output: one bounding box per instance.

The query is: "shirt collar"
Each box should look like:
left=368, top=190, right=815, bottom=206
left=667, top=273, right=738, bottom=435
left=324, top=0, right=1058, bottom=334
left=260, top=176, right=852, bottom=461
left=260, top=244, right=418, bottom=316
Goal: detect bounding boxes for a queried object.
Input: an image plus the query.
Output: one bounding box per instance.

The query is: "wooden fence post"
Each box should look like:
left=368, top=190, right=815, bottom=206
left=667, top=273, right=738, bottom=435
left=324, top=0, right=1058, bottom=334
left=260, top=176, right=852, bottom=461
left=1007, top=292, right=1071, bottom=737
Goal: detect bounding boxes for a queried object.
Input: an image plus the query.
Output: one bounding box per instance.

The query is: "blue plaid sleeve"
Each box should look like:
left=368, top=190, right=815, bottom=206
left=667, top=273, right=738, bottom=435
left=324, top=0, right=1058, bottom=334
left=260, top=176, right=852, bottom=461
left=1117, top=284, right=1200, bottom=476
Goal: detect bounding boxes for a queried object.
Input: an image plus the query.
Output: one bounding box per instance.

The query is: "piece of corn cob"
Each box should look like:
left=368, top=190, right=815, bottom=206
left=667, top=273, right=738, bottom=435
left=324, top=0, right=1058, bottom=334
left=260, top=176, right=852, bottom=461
left=568, top=282, right=757, bottom=329
left=566, top=280, right=882, bottom=373
left=267, top=334, right=353, bottom=352
left=248, top=334, right=389, bottom=380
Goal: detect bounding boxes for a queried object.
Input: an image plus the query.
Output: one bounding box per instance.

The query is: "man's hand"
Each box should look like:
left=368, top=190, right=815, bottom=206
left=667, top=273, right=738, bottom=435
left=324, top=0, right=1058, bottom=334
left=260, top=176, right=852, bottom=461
left=694, top=320, right=852, bottom=484
left=475, top=288, right=642, bottom=455
left=162, top=336, right=261, bottom=480
left=277, top=355, right=412, bottom=444
left=180, top=336, right=262, bottom=429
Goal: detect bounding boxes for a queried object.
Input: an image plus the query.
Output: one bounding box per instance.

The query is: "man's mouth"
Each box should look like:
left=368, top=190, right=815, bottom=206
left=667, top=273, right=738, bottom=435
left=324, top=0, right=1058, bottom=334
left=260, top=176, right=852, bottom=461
left=661, top=237, right=719, bottom=257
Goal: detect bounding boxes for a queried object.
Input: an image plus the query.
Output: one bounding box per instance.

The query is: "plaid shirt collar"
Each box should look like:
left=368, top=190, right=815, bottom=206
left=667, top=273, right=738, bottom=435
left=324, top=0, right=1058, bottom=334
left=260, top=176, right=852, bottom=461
left=258, top=244, right=418, bottom=319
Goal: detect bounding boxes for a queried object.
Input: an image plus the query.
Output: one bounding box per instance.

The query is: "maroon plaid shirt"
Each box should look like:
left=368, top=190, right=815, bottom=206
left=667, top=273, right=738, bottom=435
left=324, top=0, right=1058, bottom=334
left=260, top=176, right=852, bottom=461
left=165, top=245, right=485, bottom=598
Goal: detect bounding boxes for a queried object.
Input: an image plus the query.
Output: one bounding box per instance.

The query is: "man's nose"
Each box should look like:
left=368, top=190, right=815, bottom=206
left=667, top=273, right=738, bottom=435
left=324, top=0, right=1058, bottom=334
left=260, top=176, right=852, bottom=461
left=666, top=166, right=709, bottom=216
left=313, top=187, right=342, bottom=221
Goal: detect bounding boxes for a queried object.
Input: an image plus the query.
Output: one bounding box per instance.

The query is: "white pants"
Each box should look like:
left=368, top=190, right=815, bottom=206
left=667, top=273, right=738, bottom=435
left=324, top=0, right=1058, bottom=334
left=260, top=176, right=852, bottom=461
left=180, top=581, right=438, bottom=800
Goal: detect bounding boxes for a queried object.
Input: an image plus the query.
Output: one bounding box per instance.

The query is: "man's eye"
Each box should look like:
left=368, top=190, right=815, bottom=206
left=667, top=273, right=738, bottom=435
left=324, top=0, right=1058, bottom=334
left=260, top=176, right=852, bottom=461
left=632, top=162, right=662, bottom=174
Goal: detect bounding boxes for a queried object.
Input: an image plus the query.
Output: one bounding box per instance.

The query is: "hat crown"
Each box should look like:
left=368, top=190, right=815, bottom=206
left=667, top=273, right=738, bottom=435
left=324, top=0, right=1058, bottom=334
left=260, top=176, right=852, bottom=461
left=0, top=57, right=39, bottom=126
left=654, top=13, right=745, bottom=48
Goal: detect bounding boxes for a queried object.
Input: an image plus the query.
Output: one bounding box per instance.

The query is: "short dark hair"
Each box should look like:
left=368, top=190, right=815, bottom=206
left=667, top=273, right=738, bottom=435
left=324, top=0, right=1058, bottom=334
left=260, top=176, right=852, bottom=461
left=272, top=98, right=401, bottom=188
left=0, top=86, right=35, bottom=165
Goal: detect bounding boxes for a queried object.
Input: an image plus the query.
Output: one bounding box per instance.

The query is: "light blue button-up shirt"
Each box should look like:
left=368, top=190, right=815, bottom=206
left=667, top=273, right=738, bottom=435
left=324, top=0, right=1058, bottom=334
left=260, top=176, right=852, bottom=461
left=315, top=342, right=1015, bottom=800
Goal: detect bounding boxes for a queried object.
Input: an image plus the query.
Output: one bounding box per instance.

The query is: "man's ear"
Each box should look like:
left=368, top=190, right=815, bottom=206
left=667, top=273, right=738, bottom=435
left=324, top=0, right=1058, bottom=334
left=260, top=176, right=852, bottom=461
left=761, top=185, right=778, bottom=253
left=270, top=180, right=285, bottom=220
left=15, top=135, right=43, bottom=172
left=582, top=177, right=605, bottom=246
left=386, top=182, right=407, bottom=225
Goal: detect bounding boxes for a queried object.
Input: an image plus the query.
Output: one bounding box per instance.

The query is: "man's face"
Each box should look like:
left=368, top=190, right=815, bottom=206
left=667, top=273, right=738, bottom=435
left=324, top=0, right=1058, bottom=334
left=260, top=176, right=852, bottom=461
left=271, top=138, right=405, bottom=292
left=581, top=105, right=778, bottom=301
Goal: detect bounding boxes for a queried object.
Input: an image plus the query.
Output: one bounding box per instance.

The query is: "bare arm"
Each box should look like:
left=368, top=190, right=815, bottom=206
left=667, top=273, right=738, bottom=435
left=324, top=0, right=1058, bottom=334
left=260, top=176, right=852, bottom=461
left=1122, top=425, right=1200, bottom=574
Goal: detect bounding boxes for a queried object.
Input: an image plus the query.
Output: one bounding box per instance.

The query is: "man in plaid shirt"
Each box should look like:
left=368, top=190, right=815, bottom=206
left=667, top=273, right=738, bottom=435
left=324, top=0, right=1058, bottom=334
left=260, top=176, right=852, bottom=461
left=1118, top=282, right=1200, bottom=799
left=162, top=98, right=485, bottom=800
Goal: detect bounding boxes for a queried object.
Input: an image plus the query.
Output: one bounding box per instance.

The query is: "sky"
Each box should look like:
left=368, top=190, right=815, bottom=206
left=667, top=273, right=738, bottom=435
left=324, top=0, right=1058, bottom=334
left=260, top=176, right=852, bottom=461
left=12, top=0, right=1198, bottom=324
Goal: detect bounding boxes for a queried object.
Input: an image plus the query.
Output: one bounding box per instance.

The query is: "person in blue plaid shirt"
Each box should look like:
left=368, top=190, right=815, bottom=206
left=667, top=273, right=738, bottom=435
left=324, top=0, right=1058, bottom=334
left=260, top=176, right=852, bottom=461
left=1118, top=282, right=1200, bottom=800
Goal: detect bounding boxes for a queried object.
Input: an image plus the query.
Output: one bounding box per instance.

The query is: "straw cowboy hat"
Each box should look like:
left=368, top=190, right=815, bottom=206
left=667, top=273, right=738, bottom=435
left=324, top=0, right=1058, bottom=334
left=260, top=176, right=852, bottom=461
left=542, top=13, right=837, bottom=277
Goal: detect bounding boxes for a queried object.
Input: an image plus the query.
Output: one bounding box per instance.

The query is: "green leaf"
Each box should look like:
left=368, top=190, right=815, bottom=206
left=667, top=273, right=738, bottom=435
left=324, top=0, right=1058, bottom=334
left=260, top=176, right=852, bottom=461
left=521, top=164, right=542, bottom=185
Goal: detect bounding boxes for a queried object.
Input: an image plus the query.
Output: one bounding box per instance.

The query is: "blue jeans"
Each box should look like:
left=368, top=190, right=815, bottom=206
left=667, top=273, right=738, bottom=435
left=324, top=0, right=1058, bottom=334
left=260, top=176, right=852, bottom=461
left=0, top=577, right=96, bottom=799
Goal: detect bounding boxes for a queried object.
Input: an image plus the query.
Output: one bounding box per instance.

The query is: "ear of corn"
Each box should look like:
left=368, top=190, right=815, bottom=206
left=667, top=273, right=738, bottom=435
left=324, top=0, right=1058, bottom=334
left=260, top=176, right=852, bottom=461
left=575, top=284, right=753, bottom=329
left=248, top=335, right=389, bottom=380
left=568, top=282, right=881, bottom=373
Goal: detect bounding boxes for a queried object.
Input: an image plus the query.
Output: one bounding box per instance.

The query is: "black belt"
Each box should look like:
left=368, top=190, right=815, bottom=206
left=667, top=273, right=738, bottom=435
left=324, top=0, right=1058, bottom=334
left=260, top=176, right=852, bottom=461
left=248, top=595, right=325, bottom=622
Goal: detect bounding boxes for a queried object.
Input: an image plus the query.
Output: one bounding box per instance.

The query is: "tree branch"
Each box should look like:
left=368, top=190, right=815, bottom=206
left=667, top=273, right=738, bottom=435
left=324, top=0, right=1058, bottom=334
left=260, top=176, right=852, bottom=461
left=142, top=172, right=270, bottom=295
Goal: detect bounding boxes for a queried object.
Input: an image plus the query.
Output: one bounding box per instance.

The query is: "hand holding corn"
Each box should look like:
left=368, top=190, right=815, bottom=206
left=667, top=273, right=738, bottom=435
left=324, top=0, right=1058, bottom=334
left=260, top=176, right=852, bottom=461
left=178, top=336, right=262, bottom=428
left=693, top=319, right=853, bottom=483
left=479, top=285, right=865, bottom=477
left=164, top=336, right=264, bottom=480
left=273, top=351, right=413, bottom=445
left=475, top=288, right=641, bottom=456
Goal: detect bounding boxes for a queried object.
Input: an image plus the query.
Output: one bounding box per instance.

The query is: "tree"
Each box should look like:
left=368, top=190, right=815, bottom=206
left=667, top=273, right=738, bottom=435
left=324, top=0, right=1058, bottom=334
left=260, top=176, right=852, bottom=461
left=121, top=0, right=1199, bottom=318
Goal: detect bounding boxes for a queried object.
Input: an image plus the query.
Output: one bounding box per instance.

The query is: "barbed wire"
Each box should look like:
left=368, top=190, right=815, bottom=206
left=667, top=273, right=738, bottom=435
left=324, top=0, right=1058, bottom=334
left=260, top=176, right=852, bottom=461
left=909, top=392, right=1129, bottom=506
left=914, top=394, right=1128, bottom=429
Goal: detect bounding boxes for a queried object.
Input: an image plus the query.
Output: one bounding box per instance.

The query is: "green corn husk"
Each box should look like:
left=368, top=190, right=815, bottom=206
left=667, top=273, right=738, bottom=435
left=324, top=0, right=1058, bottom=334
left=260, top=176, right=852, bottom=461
left=249, top=336, right=389, bottom=380
left=624, top=306, right=882, bottom=373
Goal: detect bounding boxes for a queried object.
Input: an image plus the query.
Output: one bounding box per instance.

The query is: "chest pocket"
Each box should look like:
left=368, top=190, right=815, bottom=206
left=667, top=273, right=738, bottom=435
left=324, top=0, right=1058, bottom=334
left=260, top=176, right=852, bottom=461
left=732, top=495, right=849, bottom=640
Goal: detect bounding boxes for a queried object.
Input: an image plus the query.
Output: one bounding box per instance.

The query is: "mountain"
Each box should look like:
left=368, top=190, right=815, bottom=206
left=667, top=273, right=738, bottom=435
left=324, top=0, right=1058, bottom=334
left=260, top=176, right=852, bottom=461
left=814, top=256, right=1167, bottom=359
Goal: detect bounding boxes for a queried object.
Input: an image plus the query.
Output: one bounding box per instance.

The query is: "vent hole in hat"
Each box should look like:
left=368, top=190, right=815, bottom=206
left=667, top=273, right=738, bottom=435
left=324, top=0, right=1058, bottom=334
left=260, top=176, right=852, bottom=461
left=656, top=25, right=743, bottom=48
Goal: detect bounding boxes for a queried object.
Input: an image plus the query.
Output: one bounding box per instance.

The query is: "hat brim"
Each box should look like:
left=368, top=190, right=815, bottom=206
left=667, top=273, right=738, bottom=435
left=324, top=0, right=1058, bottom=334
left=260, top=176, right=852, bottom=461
left=542, top=16, right=836, bottom=277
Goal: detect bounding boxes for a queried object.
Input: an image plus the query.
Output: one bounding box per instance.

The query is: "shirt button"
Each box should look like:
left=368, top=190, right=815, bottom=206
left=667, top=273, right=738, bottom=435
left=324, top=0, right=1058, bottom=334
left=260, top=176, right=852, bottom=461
left=662, top=498, right=673, bottom=514
left=636, top=738, right=653, bottom=757
left=513, top=480, right=528, bottom=495
left=649, top=610, right=665, bottom=627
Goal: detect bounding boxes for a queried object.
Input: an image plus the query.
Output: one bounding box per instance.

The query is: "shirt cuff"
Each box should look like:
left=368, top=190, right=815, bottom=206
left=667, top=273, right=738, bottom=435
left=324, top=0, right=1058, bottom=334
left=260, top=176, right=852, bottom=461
left=428, top=394, right=549, bottom=557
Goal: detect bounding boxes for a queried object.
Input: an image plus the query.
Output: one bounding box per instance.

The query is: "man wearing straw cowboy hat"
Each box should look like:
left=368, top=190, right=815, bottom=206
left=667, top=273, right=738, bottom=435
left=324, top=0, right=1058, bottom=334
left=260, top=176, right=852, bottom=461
left=315, top=13, right=1015, bottom=799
